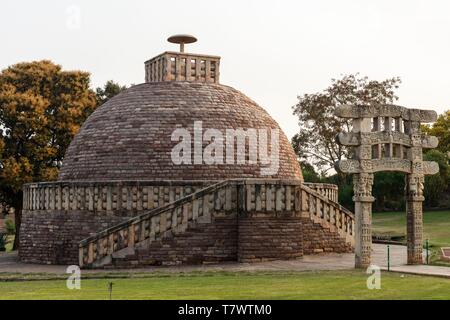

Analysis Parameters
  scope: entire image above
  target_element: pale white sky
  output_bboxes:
[1,0,450,138]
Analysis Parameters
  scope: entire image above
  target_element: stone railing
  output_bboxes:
[79,180,235,267]
[77,179,354,268]
[23,180,340,215]
[300,184,354,245]
[22,180,215,213]
[303,183,338,202]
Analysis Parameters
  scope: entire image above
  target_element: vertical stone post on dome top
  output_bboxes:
[351,117,375,269]
[335,104,439,268]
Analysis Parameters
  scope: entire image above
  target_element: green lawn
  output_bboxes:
[1,271,450,300]
[372,210,450,265]
[1,211,448,300]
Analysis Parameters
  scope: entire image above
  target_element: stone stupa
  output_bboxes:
[20,35,354,267]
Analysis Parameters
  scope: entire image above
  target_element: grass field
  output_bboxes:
[1,271,450,300]
[372,210,450,265]
[0,211,448,300]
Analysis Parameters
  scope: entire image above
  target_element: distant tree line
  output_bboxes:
[293,74,450,211]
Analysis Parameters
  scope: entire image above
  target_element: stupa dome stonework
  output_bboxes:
[59,82,302,182]
[20,37,354,266]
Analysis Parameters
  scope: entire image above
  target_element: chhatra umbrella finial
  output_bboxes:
[167,34,197,53]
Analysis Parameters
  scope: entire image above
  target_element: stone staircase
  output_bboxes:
[79,180,355,268]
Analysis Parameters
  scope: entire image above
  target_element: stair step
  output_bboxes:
[123,254,138,260]
[113,259,140,267]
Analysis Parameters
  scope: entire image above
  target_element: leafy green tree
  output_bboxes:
[300,161,320,183]
[322,173,354,210]
[0,60,97,249]
[372,172,405,211]
[422,110,450,154]
[95,80,127,105]
[292,74,401,179]
[423,150,450,207]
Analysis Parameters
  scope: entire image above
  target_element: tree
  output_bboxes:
[372,172,405,211]
[321,173,354,210]
[0,60,97,249]
[423,150,450,207]
[422,110,450,154]
[292,74,401,178]
[95,80,127,105]
[300,161,320,183]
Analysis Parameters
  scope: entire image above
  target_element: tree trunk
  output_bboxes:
[0,208,4,233]
[12,209,21,251]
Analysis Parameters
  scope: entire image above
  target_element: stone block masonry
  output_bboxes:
[115,214,352,267]
[131,217,238,266]
[21,180,354,267]
[302,217,353,254]
[238,216,303,262]
[19,210,130,265]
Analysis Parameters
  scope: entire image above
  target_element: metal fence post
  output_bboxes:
[387,245,390,271]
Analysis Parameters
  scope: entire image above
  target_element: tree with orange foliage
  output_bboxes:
[0,60,97,249]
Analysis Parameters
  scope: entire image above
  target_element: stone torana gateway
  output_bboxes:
[335,104,439,268]
[20,35,356,268]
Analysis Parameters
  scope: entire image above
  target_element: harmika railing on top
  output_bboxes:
[78,179,354,268]
[145,51,220,84]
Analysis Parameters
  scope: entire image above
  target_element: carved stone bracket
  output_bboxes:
[352,173,375,202]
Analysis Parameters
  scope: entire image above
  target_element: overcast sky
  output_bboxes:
[1,0,449,138]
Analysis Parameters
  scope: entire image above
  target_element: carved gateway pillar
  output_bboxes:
[406,174,425,264]
[352,117,375,268]
[405,116,427,264]
[335,104,439,268]
[353,173,374,268]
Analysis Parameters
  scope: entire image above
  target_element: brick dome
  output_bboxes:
[58,81,302,182]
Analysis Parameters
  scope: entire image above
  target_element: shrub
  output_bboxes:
[5,219,15,235]
[338,183,354,211]
[0,233,8,251]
